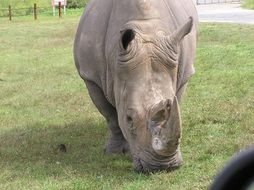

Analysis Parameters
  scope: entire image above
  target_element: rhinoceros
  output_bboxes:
[74,0,198,172]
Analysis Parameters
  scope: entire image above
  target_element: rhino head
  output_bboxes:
[114,17,193,172]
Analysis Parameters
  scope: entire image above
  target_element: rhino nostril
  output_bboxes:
[126,115,133,124]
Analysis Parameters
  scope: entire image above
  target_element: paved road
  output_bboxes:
[197,3,254,24]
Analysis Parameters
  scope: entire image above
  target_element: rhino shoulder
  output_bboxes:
[74,0,114,87]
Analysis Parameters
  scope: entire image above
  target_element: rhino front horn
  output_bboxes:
[150,96,182,156]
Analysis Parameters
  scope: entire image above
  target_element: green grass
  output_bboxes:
[242,0,254,9]
[0,0,49,8]
[0,14,254,189]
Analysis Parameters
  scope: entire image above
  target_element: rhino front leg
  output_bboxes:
[84,80,129,154]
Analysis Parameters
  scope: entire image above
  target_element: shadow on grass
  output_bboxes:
[0,120,150,184]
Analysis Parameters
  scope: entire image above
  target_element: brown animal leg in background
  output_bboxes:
[84,80,129,154]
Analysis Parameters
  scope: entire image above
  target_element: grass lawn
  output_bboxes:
[242,0,254,9]
[0,14,253,189]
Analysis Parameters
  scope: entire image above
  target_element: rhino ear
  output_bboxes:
[171,17,193,43]
[121,29,135,50]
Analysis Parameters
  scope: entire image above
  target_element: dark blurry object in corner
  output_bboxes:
[210,146,254,190]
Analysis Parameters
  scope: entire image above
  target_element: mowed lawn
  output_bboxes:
[0,14,253,190]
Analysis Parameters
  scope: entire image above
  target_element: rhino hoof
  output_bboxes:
[104,138,130,154]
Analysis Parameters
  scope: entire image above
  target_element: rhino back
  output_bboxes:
[74,0,198,105]
[74,0,113,88]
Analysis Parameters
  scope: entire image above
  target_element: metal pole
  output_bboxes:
[34,3,37,20]
[8,5,12,21]
[58,2,62,18]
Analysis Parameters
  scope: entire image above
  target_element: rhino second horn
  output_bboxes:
[171,17,194,43]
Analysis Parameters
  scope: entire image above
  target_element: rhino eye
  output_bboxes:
[121,29,135,50]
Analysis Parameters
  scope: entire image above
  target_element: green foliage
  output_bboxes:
[0,15,253,189]
[242,0,254,9]
[67,0,88,8]
[0,0,49,8]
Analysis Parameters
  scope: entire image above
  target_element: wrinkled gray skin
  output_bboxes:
[74,0,198,172]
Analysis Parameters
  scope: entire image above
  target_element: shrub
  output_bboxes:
[67,0,88,8]
[242,0,254,9]
[0,0,49,9]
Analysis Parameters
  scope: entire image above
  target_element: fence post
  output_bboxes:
[8,5,12,21]
[34,3,37,20]
[58,2,62,18]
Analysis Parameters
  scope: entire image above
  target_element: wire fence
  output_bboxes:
[0,6,52,17]
[0,3,84,20]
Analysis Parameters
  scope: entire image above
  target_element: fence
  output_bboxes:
[196,0,241,4]
[0,2,71,20]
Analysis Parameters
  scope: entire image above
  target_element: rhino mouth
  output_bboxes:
[133,150,182,173]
